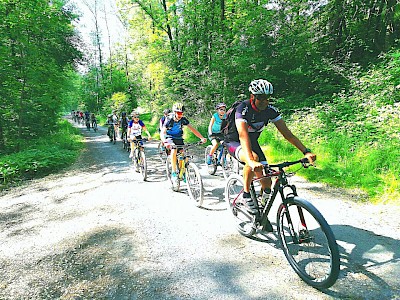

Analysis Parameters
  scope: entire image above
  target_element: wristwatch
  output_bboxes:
[302,148,312,155]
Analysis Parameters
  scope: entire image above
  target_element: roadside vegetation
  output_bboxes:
[0,121,83,190]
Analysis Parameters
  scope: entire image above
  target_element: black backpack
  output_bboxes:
[220,101,243,136]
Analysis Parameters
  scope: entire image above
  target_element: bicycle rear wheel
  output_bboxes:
[204,145,217,175]
[186,162,204,207]
[221,152,239,180]
[225,174,256,237]
[277,197,340,289]
[139,150,147,181]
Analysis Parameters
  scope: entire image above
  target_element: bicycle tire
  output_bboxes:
[139,150,147,181]
[277,197,340,289]
[221,152,239,180]
[133,148,140,172]
[205,145,217,175]
[157,141,167,163]
[186,162,204,207]
[225,174,256,237]
[93,122,97,132]
[165,155,172,181]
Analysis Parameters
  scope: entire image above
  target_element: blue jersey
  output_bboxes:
[164,116,190,139]
[211,112,226,134]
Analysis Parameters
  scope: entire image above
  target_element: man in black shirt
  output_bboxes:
[225,79,316,228]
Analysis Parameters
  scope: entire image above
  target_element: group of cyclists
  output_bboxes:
[73,78,316,229]
[159,78,316,230]
[72,110,97,130]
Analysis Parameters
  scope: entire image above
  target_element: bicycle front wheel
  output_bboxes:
[225,174,256,237]
[157,141,167,163]
[221,152,239,180]
[139,150,147,181]
[277,197,340,289]
[186,162,204,207]
[204,145,217,175]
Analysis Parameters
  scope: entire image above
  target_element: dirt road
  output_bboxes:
[1,121,399,299]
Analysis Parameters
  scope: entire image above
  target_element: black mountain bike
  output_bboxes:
[92,118,98,132]
[225,158,340,288]
[121,130,129,151]
[204,141,239,179]
[131,138,148,181]
[107,123,116,144]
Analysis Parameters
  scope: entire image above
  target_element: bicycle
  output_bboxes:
[85,118,91,130]
[204,141,239,179]
[130,138,148,181]
[107,123,116,144]
[91,119,98,132]
[121,130,129,151]
[165,142,204,207]
[157,140,170,163]
[225,158,340,288]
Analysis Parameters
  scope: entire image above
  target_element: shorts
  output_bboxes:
[130,135,143,145]
[208,133,224,143]
[225,140,267,164]
[165,137,184,148]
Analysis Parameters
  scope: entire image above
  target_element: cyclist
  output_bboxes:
[224,79,316,228]
[90,112,97,128]
[206,102,227,165]
[160,102,207,188]
[120,112,129,139]
[127,111,152,158]
[159,108,171,133]
[106,114,115,141]
[112,110,119,140]
[84,111,90,129]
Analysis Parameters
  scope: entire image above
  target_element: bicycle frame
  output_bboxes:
[170,143,200,180]
[232,160,305,227]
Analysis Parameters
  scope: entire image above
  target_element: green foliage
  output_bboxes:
[0,120,83,189]
[260,51,400,203]
[0,0,82,153]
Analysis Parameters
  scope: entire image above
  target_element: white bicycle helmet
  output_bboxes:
[249,79,273,95]
[172,102,185,112]
[215,102,226,110]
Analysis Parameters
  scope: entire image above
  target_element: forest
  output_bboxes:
[0,0,399,202]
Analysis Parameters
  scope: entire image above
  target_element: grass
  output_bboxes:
[0,120,83,190]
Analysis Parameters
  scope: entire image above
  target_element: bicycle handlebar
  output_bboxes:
[169,140,204,150]
[268,157,311,170]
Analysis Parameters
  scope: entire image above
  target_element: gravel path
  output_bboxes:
[0,121,399,299]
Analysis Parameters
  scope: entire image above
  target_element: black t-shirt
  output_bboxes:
[225,100,281,143]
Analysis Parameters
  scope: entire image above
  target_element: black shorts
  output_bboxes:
[208,133,224,142]
[225,140,266,164]
[165,137,184,147]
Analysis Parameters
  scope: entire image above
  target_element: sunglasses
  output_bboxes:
[256,94,271,101]
[218,108,226,111]
[176,111,184,117]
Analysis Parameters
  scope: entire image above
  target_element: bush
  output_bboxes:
[0,120,83,189]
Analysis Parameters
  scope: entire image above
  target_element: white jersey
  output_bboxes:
[129,120,145,137]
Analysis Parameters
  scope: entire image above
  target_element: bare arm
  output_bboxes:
[208,116,215,136]
[142,125,152,139]
[274,119,316,162]
[160,126,167,142]
[187,124,206,142]
[236,120,263,171]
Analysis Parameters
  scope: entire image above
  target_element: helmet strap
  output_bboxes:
[250,95,261,112]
